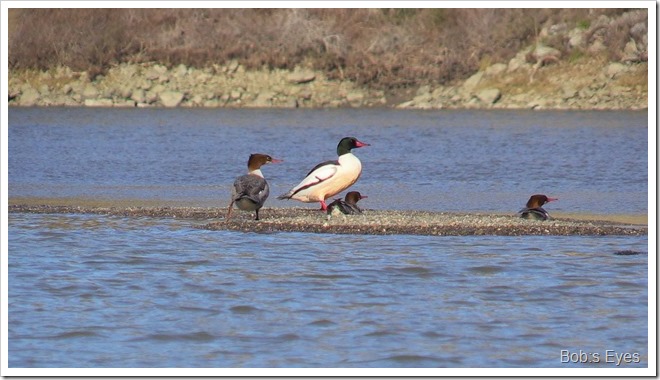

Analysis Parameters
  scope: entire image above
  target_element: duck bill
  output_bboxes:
[546,197,558,202]
[355,140,370,148]
[271,158,284,164]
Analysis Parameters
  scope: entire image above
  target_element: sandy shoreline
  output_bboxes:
[8,199,647,237]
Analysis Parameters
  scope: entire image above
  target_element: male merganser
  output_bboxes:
[518,194,558,220]
[227,153,282,221]
[327,191,368,215]
[278,137,369,210]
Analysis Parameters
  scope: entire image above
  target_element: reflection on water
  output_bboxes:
[8,213,648,368]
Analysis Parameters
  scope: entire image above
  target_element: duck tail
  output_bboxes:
[277,192,292,200]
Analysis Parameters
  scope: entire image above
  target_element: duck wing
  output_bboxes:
[518,207,549,220]
[346,203,362,214]
[305,159,339,177]
[279,161,339,198]
[326,199,343,214]
[234,174,269,204]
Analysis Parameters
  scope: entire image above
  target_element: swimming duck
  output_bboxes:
[327,191,368,215]
[518,194,558,220]
[278,137,369,210]
[227,153,282,221]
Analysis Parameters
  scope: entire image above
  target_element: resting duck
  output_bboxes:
[518,194,558,220]
[227,153,282,221]
[278,137,369,210]
[327,191,368,215]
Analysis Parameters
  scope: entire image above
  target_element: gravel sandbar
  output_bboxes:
[8,203,647,237]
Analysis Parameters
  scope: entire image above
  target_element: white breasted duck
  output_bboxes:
[518,194,558,220]
[278,137,369,210]
[227,153,282,221]
[327,191,368,215]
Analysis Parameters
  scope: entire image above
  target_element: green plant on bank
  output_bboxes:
[577,19,591,29]
[567,48,586,63]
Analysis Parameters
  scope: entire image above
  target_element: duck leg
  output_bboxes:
[226,200,234,220]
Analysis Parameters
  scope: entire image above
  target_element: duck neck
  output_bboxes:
[249,168,264,178]
[337,146,352,156]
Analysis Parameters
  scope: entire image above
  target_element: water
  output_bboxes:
[8,213,648,368]
[9,214,648,367]
[8,107,648,213]
[7,108,649,369]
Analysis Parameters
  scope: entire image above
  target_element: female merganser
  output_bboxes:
[278,137,369,210]
[327,191,368,215]
[227,153,282,221]
[518,194,558,220]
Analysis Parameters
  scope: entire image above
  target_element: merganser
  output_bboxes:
[277,137,369,210]
[518,194,558,220]
[327,191,368,215]
[227,153,282,221]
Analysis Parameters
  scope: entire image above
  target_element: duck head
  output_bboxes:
[247,153,282,172]
[526,194,558,208]
[345,191,367,205]
[337,137,370,155]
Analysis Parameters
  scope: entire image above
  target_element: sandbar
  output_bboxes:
[8,197,647,237]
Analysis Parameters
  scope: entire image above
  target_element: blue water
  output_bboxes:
[8,213,648,368]
[8,107,648,213]
[7,107,649,369]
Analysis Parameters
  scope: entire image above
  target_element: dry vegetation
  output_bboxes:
[8,8,642,89]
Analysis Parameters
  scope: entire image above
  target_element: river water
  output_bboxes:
[7,107,650,370]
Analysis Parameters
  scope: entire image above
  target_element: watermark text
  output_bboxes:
[560,350,640,366]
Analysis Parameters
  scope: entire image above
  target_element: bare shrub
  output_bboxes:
[8,8,642,88]
[602,10,648,60]
[9,9,139,76]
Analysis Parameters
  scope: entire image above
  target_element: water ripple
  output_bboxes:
[8,211,648,368]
